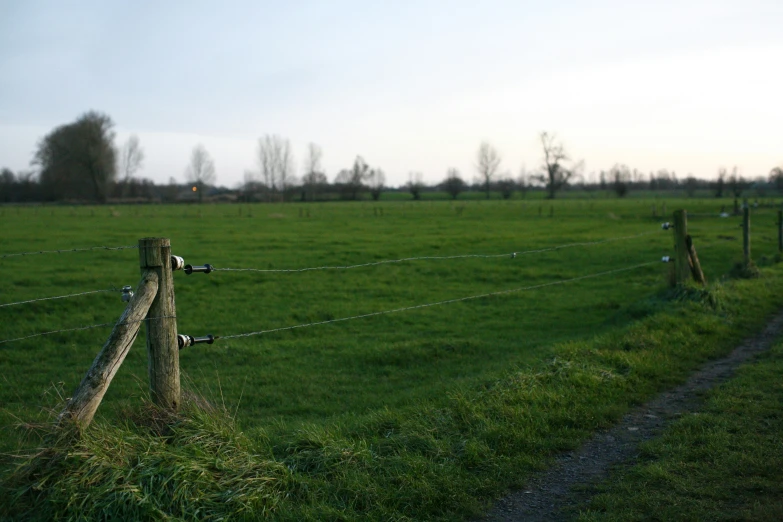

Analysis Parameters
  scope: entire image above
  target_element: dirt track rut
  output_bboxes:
[479,310,783,521]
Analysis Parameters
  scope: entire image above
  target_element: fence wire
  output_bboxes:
[219,261,658,340]
[0,288,121,308]
[0,245,138,259]
[214,231,659,273]
[0,316,176,346]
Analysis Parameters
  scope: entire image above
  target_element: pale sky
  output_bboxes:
[0,0,781,188]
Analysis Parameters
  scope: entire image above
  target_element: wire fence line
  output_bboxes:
[0,245,139,259]
[685,213,738,218]
[0,229,663,346]
[219,261,658,341]
[0,260,658,346]
[0,316,177,346]
[0,288,122,308]
[214,231,660,274]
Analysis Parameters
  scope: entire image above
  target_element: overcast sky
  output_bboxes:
[1,0,781,188]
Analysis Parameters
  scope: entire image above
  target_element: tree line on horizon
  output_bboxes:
[1,111,782,204]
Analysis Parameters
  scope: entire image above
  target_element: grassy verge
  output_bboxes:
[2,267,783,520]
[578,335,783,521]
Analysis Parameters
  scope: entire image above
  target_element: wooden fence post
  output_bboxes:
[60,271,159,428]
[139,238,180,410]
[686,235,706,285]
[743,207,751,267]
[672,210,691,285]
[777,210,782,253]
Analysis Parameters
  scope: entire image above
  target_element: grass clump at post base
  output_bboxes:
[1,399,295,521]
[3,266,783,520]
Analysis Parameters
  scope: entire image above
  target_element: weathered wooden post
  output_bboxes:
[60,271,159,427]
[672,210,691,285]
[139,238,180,410]
[777,210,782,253]
[686,235,706,284]
[743,207,751,267]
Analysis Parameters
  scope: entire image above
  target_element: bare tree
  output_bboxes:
[257,134,294,200]
[476,142,501,199]
[185,144,216,202]
[517,166,530,198]
[302,143,325,201]
[302,171,328,201]
[408,171,424,200]
[334,156,370,200]
[768,166,783,193]
[536,132,580,199]
[716,167,727,197]
[258,138,274,193]
[117,135,145,198]
[728,166,746,198]
[367,168,386,201]
[278,138,294,198]
[442,168,465,200]
[303,143,323,177]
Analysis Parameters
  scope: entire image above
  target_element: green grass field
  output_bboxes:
[1,197,782,519]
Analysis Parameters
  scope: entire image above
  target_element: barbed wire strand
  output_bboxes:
[215,231,659,273]
[0,315,176,346]
[0,245,138,259]
[220,261,657,340]
[0,288,121,308]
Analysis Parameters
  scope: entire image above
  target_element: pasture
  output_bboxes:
[2,197,783,519]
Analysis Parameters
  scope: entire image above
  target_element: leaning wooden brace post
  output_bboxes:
[743,207,751,268]
[672,209,691,285]
[139,237,180,410]
[685,235,706,285]
[60,271,159,428]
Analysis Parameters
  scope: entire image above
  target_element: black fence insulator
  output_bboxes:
[184,264,214,275]
[177,334,216,350]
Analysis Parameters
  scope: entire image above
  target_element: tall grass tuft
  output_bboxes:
[0,396,295,521]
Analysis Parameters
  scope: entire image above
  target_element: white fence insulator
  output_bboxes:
[171,255,185,271]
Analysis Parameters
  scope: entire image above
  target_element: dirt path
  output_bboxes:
[479,310,783,522]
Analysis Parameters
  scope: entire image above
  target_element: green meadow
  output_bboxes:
[1,197,782,520]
